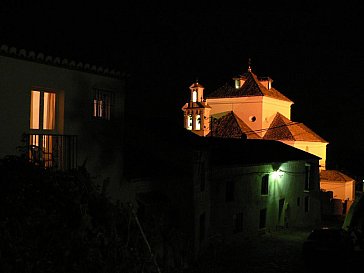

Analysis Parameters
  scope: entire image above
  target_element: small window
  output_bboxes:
[187,115,193,130]
[196,114,201,130]
[93,89,113,120]
[226,180,234,202]
[249,116,256,122]
[192,90,197,102]
[304,164,314,191]
[304,196,309,212]
[261,174,269,195]
[233,212,243,233]
[259,208,267,229]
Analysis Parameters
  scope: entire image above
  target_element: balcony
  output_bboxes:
[25,134,77,171]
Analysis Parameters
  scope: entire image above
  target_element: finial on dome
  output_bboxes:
[248,58,252,72]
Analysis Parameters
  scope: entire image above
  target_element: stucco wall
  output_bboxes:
[209,160,321,240]
[0,54,125,201]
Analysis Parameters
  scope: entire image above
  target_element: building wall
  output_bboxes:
[283,141,327,170]
[0,53,125,201]
[261,96,292,132]
[321,180,355,202]
[209,160,321,240]
[207,97,264,134]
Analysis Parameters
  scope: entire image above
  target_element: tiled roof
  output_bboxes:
[207,70,292,102]
[320,170,355,182]
[0,44,123,79]
[207,111,261,139]
[263,113,328,143]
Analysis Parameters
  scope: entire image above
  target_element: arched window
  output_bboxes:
[187,115,193,130]
[196,114,201,130]
[192,91,197,102]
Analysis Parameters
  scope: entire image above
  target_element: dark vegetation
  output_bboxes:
[0,154,169,273]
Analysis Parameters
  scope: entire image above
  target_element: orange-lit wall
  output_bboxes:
[207,96,292,137]
[283,141,327,170]
[320,180,355,202]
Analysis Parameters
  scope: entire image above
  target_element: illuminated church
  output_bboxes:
[182,64,356,213]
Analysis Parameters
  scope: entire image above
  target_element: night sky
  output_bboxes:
[1,2,364,176]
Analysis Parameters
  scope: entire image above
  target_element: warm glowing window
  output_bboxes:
[261,174,269,195]
[30,91,40,129]
[93,89,113,120]
[192,90,197,102]
[29,134,53,168]
[187,115,192,130]
[196,115,201,130]
[30,90,56,130]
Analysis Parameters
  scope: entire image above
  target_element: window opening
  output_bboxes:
[30,90,56,130]
[93,89,113,120]
[196,114,201,130]
[192,90,197,102]
[261,174,269,195]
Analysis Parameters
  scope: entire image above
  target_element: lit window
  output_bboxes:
[192,90,197,102]
[261,174,269,195]
[187,115,193,130]
[28,134,53,168]
[93,89,113,120]
[196,114,201,130]
[30,90,56,130]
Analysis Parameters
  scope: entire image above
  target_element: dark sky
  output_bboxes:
[1,2,364,176]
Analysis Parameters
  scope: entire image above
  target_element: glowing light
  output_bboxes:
[187,115,192,130]
[192,91,197,102]
[271,170,284,179]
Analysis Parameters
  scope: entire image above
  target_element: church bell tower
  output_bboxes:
[181,81,211,136]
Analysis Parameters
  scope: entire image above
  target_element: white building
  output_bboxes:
[0,45,126,201]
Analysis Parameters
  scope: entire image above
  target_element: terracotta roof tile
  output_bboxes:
[207,71,292,102]
[320,170,355,182]
[263,113,328,143]
[207,111,261,139]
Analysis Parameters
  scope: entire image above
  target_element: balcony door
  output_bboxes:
[29,90,56,167]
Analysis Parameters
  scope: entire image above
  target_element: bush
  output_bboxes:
[0,155,152,273]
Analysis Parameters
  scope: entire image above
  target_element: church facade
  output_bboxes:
[182,64,356,215]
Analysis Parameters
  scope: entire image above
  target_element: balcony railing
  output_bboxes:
[25,134,77,171]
